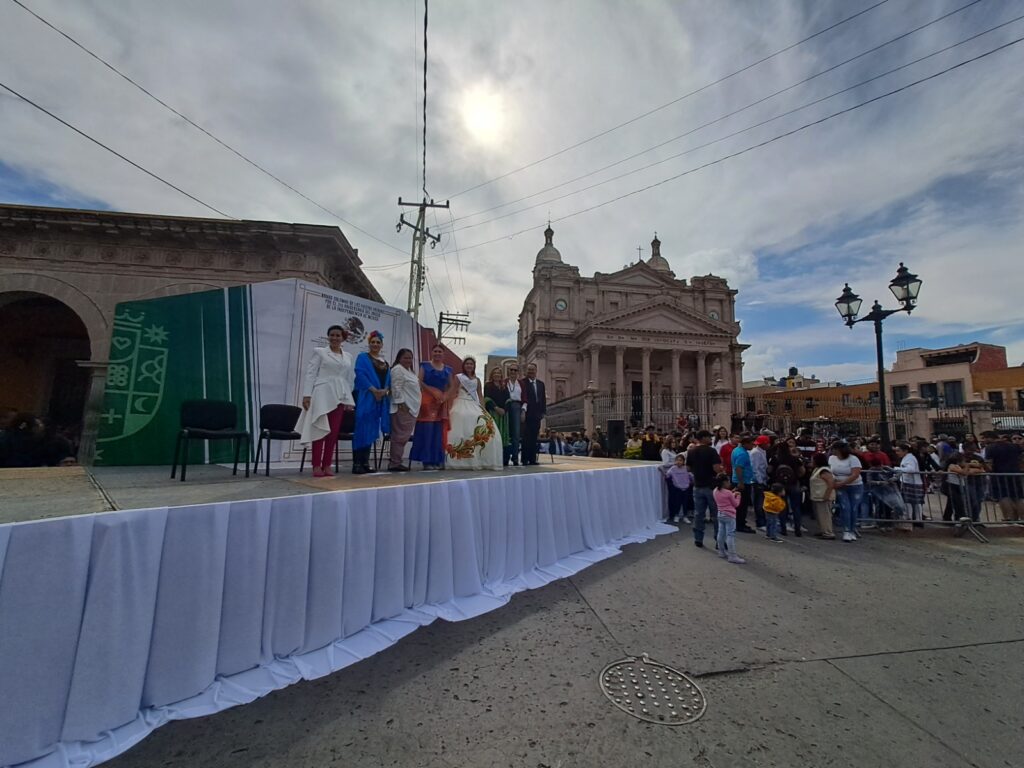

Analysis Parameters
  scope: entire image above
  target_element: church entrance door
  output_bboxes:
[631,381,643,426]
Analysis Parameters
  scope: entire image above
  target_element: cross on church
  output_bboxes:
[636,245,645,260]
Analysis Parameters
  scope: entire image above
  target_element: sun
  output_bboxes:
[460,85,506,147]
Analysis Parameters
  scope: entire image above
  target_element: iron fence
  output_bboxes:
[545,392,586,433]
[852,469,1024,543]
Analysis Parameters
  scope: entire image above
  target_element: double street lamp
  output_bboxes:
[835,263,923,449]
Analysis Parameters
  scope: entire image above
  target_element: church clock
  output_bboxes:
[554,298,568,312]
[708,310,720,320]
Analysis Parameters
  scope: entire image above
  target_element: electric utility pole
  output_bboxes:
[437,310,470,345]
[396,197,448,322]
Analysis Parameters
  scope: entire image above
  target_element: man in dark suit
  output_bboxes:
[520,362,546,465]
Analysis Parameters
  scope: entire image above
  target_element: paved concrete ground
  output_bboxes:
[107,523,1024,768]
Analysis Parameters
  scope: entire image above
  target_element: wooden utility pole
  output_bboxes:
[397,197,448,322]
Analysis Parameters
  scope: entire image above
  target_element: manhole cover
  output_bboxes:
[599,653,706,725]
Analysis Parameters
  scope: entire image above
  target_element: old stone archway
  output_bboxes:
[0,274,110,463]
[0,292,91,448]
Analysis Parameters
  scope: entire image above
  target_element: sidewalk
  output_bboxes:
[107,524,1024,768]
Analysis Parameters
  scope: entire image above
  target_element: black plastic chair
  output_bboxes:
[253,404,303,476]
[170,400,251,481]
[331,408,357,472]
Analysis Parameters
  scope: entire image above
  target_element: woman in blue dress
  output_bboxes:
[410,343,452,469]
[352,330,391,474]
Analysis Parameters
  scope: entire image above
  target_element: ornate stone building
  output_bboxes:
[518,226,746,427]
[0,203,381,462]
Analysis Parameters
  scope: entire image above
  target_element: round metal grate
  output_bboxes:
[599,653,707,725]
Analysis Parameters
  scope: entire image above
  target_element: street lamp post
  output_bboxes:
[835,263,922,449]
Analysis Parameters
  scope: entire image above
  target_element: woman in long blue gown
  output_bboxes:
[352,330,391,474]
[410,343,452,469]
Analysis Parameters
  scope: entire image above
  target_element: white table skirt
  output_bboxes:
[0,465,671,768]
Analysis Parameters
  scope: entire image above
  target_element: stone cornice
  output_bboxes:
[0,203,382,302]
[584,295,734,334]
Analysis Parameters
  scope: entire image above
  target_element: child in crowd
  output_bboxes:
[663,453,694,524]
[713,473,745,564]
[762,482,787,542]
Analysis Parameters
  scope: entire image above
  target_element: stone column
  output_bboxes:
[641,347,652,425]
[695,351,708,426]
[583,382,598,436]
[590,344,601,392]
[708,381,734,431]
[901,394,931,440]
[76,360,109,466]
[533,350,547,389]
[615,345,626,419]
[671,351,681,417]
[733,348,743,393]
[696,351,707,395]
[965,396,995,435]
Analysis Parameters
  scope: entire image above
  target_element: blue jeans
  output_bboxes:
[693,486,718,543]
[837,484,865,533]
[782,486,802,532]
[716,514,736,555]
[506,402,522,464]
[766,512,781,539]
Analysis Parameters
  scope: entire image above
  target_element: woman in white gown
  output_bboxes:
[444,357,503,471]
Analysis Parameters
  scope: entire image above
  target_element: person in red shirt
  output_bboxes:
[719,433,738,476]
[860,437,892,468]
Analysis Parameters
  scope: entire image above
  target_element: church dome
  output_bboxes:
[646,233,672,273]
[535,224,562,264]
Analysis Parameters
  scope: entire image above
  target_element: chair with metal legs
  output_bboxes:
[170,400,251,482]
[253,404,303,476]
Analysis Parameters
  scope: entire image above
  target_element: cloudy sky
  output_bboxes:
[2,0,1022,381]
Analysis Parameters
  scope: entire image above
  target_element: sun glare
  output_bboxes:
[460,85,506,147]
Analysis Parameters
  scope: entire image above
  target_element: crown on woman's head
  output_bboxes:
[368,330,384,342]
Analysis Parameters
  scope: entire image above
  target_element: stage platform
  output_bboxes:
[1,456,637,525]
[0,458,672,768]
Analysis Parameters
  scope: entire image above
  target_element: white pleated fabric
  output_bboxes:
[0,465,672,768]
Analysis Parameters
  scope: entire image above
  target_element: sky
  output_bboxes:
[1,0,1022,382]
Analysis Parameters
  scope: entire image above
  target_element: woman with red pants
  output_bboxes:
[298,324,355,477]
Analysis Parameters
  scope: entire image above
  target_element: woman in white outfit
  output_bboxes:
[388,348,421,471]
[444,357,503,470]
[297,325,355,477]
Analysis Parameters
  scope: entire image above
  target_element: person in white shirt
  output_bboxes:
[297,324,355,477]
[828,441,864,542]
[504,364,523,465]
[388,348,421,471]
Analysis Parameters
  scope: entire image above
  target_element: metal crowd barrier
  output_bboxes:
[855,469,1024,543]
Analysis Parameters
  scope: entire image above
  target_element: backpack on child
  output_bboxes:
[809,467,830,502]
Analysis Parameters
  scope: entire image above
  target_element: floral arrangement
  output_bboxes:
[445,413,497,459]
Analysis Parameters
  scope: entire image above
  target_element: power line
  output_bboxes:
[445,0,891,199]
[422,0,429,198]
[8,0,407,254]
[441,14,1023,236]
[450,35,1024,254]
[0,80,234,218]
[448,0,989,226]
[446,205,470,310]
[430,206,460,310]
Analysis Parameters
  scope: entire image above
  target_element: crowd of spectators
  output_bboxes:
[628,422,1024,562]
[0,409,79,468]
[541,427,608,458]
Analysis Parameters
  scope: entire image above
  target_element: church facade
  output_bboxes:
[517,226,746,428]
